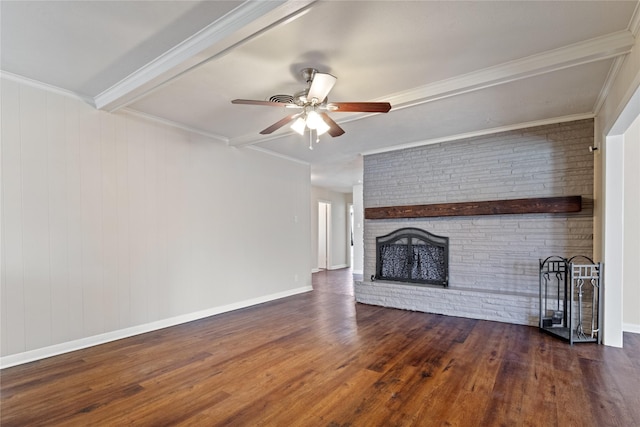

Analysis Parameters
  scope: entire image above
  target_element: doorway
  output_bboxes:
[318,201,331,270]
[348,203,354,268]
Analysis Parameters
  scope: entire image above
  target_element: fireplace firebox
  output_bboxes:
[374,228,449,287]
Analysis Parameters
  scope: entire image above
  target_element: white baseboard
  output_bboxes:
[312,265,348,273]
[0,286,312,369]
[623,322,640,334]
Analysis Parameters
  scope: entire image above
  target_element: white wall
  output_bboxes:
[596,23,640,347]
[623,114,640,332]
[603,135,625,345]
[351,184,364,278]
[310,187,352,272]
[0,77,312,366]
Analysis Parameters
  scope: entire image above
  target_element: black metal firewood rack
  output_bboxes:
[539,255,602,344]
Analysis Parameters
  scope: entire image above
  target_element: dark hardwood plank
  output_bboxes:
[2,268,639,426]
[365,195,582,219]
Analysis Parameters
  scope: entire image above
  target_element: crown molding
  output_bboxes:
[0,71,95,105]
[247,145,310,166]
[94,0,316,112]
[629,1,640,36]
[361,113,595,156]
[608,77,640,135]
[593,55,627,116]
[121,108,229,143]
[228,127,300,147]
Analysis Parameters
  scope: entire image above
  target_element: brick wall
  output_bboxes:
[356,119,594,325]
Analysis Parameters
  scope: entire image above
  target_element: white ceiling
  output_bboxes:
[2,1,638,192]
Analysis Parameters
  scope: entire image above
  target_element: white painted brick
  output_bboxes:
[360,119,594,326]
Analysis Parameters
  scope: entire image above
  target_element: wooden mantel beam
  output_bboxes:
[364,196,582,220]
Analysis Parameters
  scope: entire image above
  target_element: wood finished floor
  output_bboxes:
[2,268,639,426]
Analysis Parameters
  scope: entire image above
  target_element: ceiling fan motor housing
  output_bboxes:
[300,67,318,84]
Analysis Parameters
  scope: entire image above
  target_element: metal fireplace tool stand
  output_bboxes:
[539,255,603,345]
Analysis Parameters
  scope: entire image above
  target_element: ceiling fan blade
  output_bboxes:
[320,113,345,137]
[327,102,391,113]
[259,113,301,135]
[307,72,337,104]
[232,99,291,107]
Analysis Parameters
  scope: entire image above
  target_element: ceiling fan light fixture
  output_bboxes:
[314,118,330,136]
[305,110,323,129]
[291,117,306,135]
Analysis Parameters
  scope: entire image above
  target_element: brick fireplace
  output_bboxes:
[355,119,594,326]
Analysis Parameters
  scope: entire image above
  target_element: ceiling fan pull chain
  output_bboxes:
[309,129,313,150]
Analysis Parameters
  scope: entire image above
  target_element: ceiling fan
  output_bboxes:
[232,68,391,149]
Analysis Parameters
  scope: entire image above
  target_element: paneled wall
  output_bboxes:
[1,77,312,363]
[356,120,594,325]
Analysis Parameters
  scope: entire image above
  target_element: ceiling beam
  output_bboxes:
[384,30,635,111]
[94,0,316,112]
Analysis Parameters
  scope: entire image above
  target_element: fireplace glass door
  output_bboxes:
[375,228,448,287]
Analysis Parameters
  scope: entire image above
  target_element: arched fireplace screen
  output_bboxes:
[375,228,448,287]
